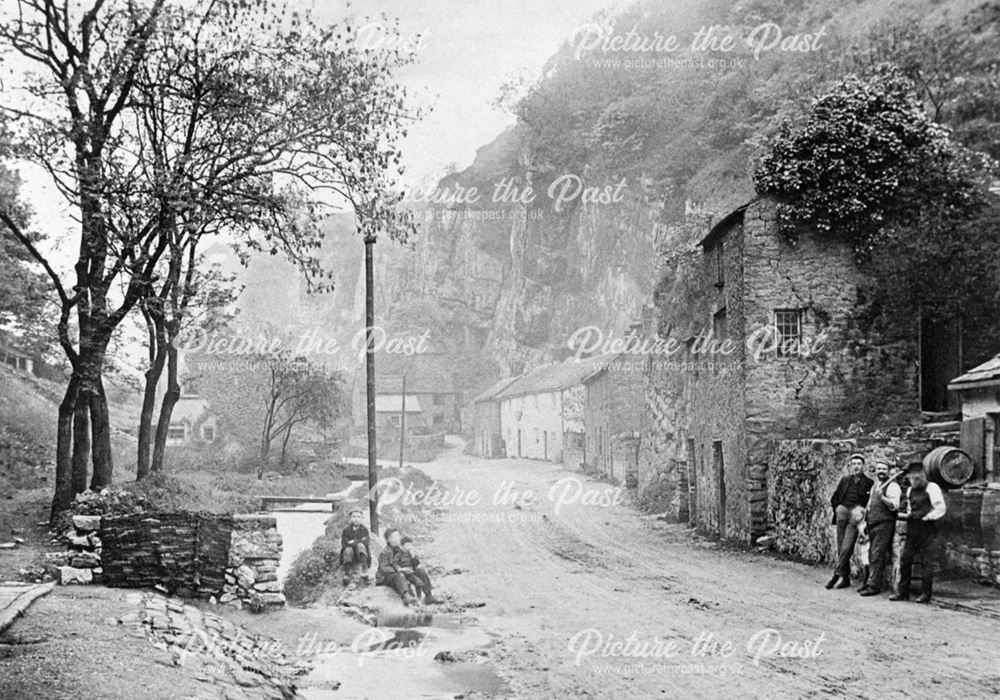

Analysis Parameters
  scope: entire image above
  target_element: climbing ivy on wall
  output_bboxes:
[752,66,995,258]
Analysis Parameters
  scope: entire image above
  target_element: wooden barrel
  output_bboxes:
[923,446,974,489]
[981,486,1000,552]
[961,487,985,549]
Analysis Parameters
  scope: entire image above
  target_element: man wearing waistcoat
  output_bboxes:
[859,461,901,596]
[826,453,874,589]
[890,462,947,603]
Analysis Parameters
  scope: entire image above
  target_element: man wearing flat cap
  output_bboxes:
[891,461,946,603]
[826,453,873,589]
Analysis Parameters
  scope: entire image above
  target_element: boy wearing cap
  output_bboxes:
[890,462,946,603]
[339,508,371,584]
[826,453,874,589]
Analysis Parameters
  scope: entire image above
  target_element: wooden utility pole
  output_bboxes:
[364,231,379,536]
[399,373,406,470]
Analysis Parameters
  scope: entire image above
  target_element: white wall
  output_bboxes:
[500,390,564,461]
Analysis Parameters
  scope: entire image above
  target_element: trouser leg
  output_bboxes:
[380,572,410,597]
[835,506,860,579]
[898,531,916,597]
[867,522,895,591]
[912,525,935,597]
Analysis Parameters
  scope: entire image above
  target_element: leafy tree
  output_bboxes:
[194,334,345,476]
[0,160,54,356]
[0,0,415,518]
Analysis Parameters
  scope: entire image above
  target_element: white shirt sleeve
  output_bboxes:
[924,483,946,521]
[883,482,901,510]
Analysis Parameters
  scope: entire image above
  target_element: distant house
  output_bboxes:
[154,354,218,447]
[0,332,35,375]
[351,352,458,435]
[468,377,520,458]
[494,355,609,464]
[949,354,1000,482]
[582,350,646,486]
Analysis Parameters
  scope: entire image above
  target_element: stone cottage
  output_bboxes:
[639,195,994,543]
[468,377,520,458]
[495,355,609,465]
[582,350,647,486]
[351,351,459,435]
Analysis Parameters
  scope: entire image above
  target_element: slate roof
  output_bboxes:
[494,354,614,400]
[471,377,520,404]
[949,354,1000,391]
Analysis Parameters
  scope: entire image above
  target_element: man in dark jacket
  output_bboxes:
[376,528,417,605]
[826,453,874,589]
[339,509,371,584]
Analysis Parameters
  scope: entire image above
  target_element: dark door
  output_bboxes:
[543,431,548,461]
[920,316,962,413]
[713,441,726,538]
[517,429,522,458]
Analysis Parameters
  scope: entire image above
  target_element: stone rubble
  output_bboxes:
[131,591,308,700]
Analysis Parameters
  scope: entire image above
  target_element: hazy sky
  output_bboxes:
[314,0,622,186]
[17,0,622,261]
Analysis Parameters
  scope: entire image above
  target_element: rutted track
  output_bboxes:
[413,439,1000,699]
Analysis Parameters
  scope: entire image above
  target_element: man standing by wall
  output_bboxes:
[826,453,874,589]
[891,462,947,603]
[859,461,901,596]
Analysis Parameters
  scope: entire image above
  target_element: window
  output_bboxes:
[181,380,199,398]
[774,309,804,357]
[202,426,215,442]
[433,394,445,406]
[389,415,401,427]
[433,414,444,426]
[713,307,728,340]
[167,425,186,442]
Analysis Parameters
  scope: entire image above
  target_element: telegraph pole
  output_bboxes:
[399,373,406,470]
[364,231,379,536]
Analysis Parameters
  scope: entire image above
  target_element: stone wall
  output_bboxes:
[766,437,940,563]
[92,512,285,610]
[640,196,924,543]
[224,515,285,610]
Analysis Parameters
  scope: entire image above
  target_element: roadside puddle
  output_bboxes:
[299,613,510,699]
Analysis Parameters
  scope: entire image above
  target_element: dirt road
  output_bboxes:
[408,439,1000,699]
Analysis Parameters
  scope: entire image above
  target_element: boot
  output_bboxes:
[824,575,839,590]
[888,592,909,601]
[914,593,931,604]
[858,566,870,589]
[834,577,851,589]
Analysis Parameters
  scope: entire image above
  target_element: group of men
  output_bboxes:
[337,508,442,606]
[827,454,947,603]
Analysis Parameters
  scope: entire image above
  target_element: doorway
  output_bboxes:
[713,441,726,539]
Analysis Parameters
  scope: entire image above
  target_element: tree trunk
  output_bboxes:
[89,377,113,490]
[51,377,80,522]
[151,344,181,473]
[280,425,292,466]
[71,400,90,495]
[138,344,167,480]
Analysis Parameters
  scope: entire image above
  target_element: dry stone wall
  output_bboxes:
[56,512,286,611]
